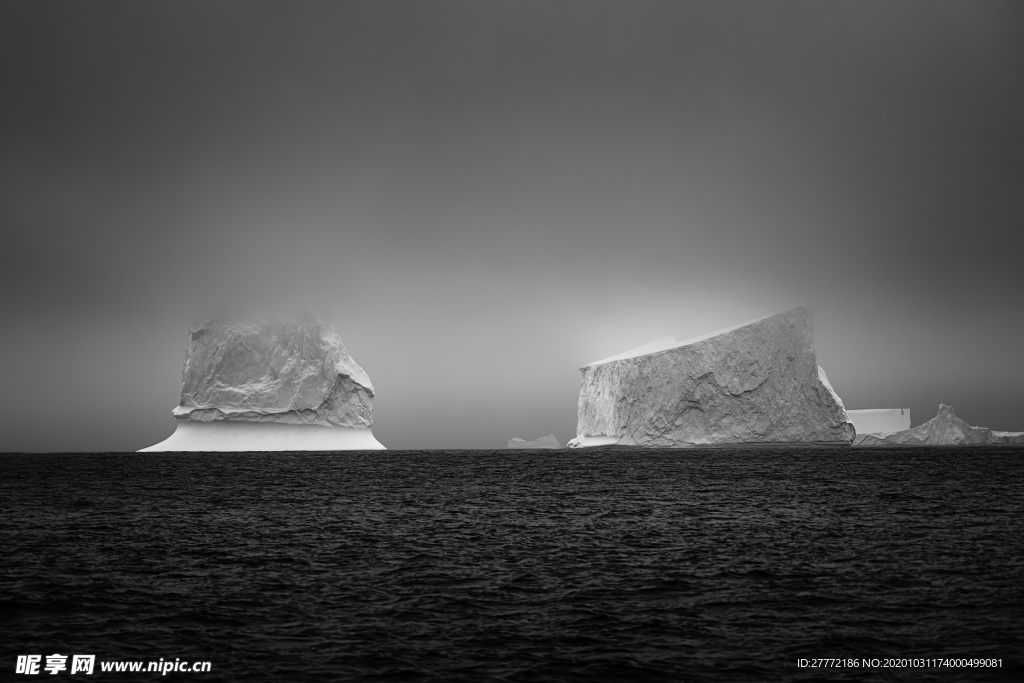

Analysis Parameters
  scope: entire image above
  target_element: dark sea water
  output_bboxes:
[1,448,1022,682]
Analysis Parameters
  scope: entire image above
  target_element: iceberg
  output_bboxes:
[854,404,1024,446]
[568,307,854,448]
[846,408,911,437]
[140,314,384,451]
[508,434,563,449]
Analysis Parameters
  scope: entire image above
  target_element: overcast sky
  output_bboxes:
[2,1,1023,451]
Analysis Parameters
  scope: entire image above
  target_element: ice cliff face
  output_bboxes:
[854,404,1024,446]
[568,307,854,448]
[173,315,375,428]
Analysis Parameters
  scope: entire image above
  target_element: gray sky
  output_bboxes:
[2,1,1023,451]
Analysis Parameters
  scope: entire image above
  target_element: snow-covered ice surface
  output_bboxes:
[140,421,385,452]
[564,435,621,449]
[586,313,776,367]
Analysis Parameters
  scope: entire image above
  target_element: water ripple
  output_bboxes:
[1,448,1022,681]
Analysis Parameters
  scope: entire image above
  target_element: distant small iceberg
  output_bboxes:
[508,434,562,449]
[846,408,910,437]
[854,404,1024,446]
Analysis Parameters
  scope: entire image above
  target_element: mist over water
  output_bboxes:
[3,3,1024,451]
[2,449,1021,682]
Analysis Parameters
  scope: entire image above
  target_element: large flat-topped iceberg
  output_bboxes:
[568,307,854,448]
[141,313,384,451]
[846,408,910,437]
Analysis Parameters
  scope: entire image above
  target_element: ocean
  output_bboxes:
[1,448,1021,682]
